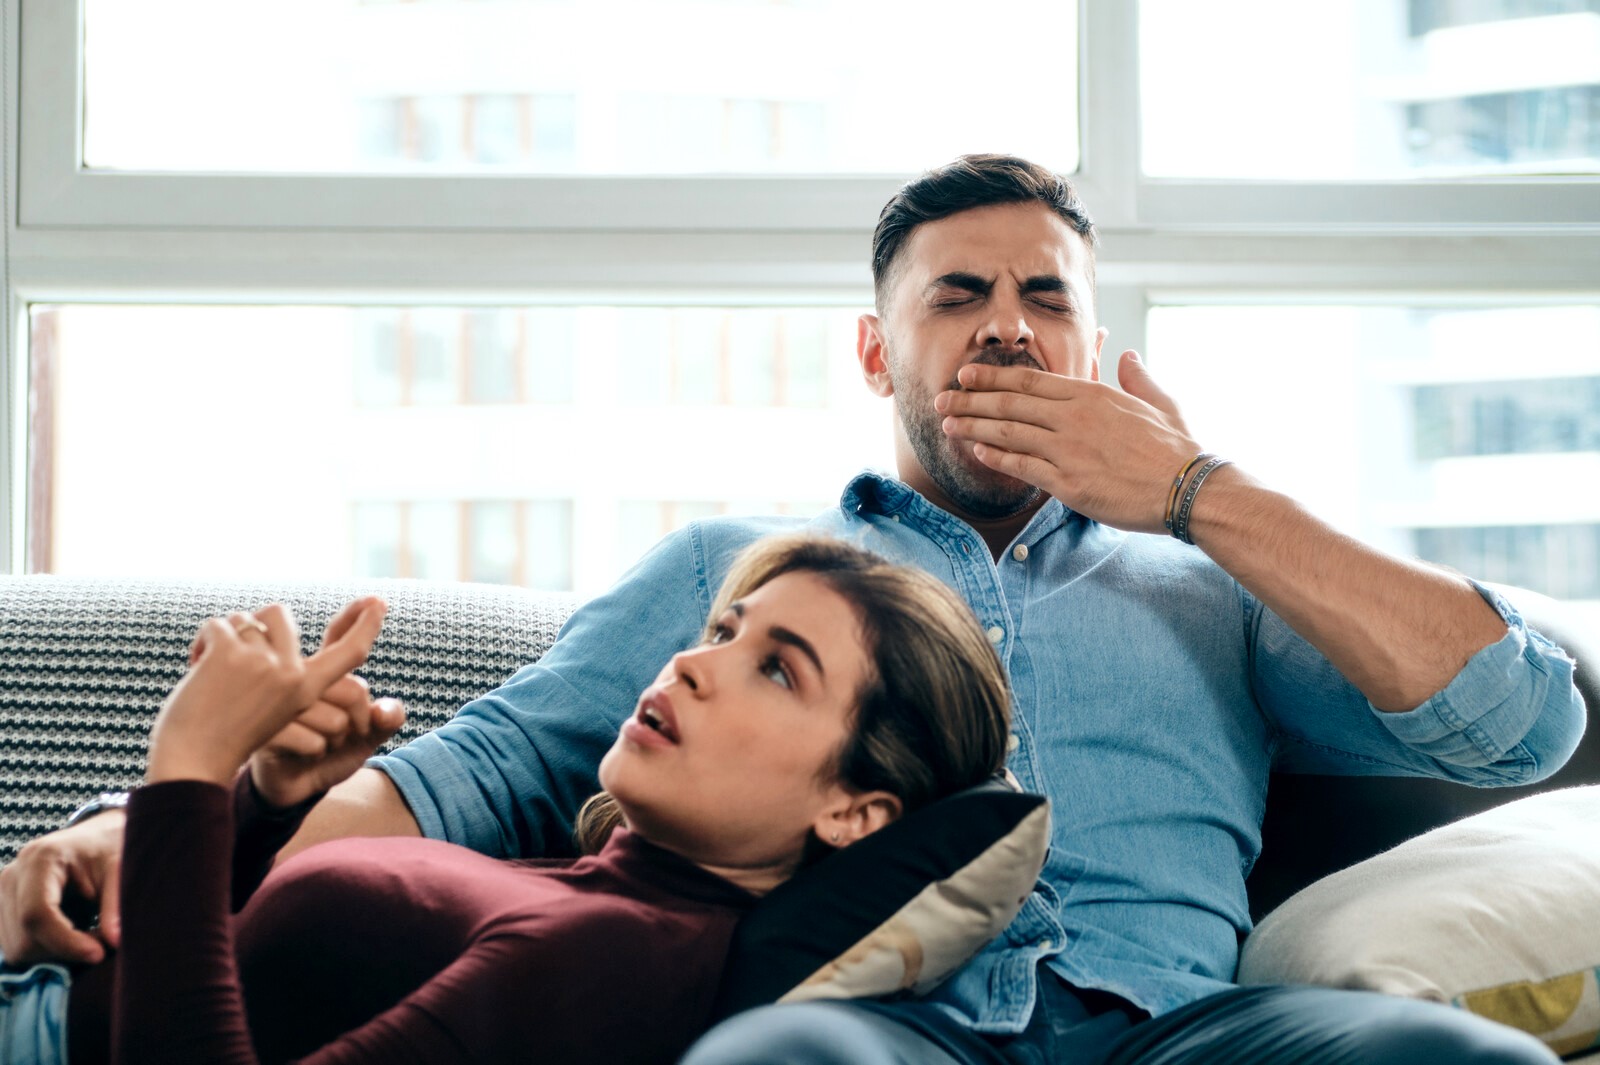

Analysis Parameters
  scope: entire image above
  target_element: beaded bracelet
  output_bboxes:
[1163,452,1214,534]
[1172,456,1232,545]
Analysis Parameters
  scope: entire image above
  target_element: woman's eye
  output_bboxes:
[708,623,733,644]
[761,654,793,690]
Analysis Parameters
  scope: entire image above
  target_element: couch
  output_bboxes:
[1,574,1596,1057]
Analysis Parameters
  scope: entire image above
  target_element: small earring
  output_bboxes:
[830,831,841,843]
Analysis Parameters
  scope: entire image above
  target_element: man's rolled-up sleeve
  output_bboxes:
[1255,583,1586,785]
[1374,583,1585,782]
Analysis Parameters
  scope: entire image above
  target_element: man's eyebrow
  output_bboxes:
[1021,275,1069,295]
[927,272,993,298]
[769,626,825,679]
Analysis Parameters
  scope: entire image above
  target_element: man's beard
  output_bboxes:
[891,347,1045,521]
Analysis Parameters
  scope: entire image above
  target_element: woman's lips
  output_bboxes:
[622,689,681,748]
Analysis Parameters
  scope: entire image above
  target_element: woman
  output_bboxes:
[42,534,1011,1064]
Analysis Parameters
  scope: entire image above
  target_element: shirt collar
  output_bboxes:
[840,468,1076,548]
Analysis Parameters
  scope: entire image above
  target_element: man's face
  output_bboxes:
[859,201,1107,520]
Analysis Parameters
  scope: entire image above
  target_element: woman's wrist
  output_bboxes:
[144,743,244,789]
[243,763,327,816]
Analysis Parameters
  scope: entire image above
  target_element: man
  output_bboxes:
[1,155,1583,1064]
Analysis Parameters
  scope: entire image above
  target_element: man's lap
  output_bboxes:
[680,975,1559,1065]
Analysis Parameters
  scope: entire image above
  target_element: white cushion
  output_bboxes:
[1238,785,1600,1058]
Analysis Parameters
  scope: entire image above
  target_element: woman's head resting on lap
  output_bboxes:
[583,534,1011,894]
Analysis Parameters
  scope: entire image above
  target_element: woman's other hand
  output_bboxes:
[145,598,389,789]
[249,598,406,809]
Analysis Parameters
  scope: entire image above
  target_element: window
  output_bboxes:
[1141,0,1600,179]
[1415,524,1600,599]
[80,0,1080,176]
[1413,377,1600,458]
[1408,0,1600,36]
[354,499,574,588]
[1406,87,1600,170]
[24,304,879,596]
[6,0,1599,622]
[1149,304,1600,603]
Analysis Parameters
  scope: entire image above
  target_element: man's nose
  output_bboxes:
[978,295,1034,349]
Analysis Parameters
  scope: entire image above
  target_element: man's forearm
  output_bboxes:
[272,767,422,866]
[1187,465,1508,712]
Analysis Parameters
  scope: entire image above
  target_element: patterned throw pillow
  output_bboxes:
[710,781,1050,1019]
[1238,785,1600,1058]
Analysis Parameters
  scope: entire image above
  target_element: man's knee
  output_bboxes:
[681,1003,947,1065]
[1351,1004,1559,1065]
[1113,986,1561,1065]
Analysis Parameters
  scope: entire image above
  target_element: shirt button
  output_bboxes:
[890,514,900,523]
[1006,733,1020,754]
[1012,544,1029,562]
[1039,939,1055,952]
[986,625,1005,644]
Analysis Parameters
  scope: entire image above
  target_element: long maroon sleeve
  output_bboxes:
[111,783,753,1065]
[228,772,319,912]
[115,781,260,1065]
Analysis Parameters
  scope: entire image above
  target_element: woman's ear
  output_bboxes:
[815,790,903,848]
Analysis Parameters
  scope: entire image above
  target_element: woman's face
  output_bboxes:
[598,570,884,890]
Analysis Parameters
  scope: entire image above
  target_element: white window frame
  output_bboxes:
[4,0,1600,572]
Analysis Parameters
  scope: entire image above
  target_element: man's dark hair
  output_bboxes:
[870,154,1097,312]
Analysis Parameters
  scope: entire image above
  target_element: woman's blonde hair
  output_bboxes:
[574,533,1011,855]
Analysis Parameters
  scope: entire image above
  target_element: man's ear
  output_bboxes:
[815,789,903,848]
[857,314,895,398]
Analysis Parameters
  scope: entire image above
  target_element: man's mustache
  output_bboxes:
[947,348,1043,390]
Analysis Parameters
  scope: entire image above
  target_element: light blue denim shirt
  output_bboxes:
[375,470,1585,1032]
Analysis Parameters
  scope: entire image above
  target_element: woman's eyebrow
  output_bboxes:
[768,626,825,679]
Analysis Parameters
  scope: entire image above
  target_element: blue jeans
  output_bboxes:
[681,972,1560,1065]
[0,955,70,1065]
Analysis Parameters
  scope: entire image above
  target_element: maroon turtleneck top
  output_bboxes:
[66,779,755,1065]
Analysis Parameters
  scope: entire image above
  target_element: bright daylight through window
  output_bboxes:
[12,0,1598,617]
[1141,0,1600,177]
[82,0,1080,174]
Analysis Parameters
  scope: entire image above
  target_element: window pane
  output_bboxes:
[409,310,463,405]
[409,502,462,580]
[1142,0,1600,177]
[1413,377,1600,457]
[468,309,521,404]
[523,500,573,593]
[352,501,402,578]
[1414,523,1600,598]
[525,308,576,405]
[467,501,519,584]
[28,303,882,597]
[84,0,1079,175]
[1146,304,1600,604]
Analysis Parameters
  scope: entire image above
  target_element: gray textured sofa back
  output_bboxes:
[0,576,575,861]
